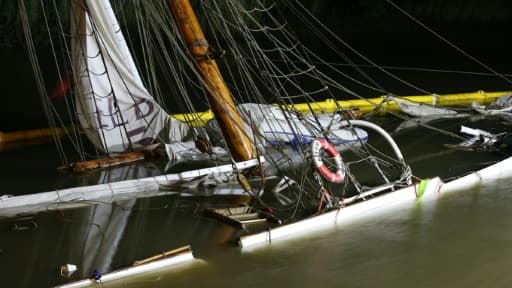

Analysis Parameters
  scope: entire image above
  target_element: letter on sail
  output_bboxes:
[72,0,189,153]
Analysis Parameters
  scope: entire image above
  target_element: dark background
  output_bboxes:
[0,0,511,131]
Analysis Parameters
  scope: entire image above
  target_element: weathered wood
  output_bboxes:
[167,0,255,162]
[57,151,146,172]
[204,205,279,229]
[239,218,267,225]
[229,213,260,221]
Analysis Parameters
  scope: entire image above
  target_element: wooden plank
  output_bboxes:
[240,218,267,225]
[57,152,146,172]
[133,246,191,266]
[229,213,260,221]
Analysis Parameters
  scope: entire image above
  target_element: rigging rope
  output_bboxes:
[18,0,69,165]
[17,0,476,213]
[386,0,512,86]
[288,0,431,95]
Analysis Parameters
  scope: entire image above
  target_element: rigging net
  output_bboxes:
[17,0,508,220]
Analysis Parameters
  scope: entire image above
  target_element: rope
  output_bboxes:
[288,0,432,95]
[18,0,69,165]
[386,0,512,86]
[305,61,512,78]
[17,0,491,217]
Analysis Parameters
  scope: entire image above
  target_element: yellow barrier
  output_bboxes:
[0,126,69,144]
[172,90,512,127]
[2,90,509,143]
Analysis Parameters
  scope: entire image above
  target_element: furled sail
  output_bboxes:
[72,0,190,153]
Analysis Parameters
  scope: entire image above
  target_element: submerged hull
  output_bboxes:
[0,157,264,218]
[240,155,512,248]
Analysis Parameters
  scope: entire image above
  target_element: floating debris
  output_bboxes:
[445,126,505,151]
[392,97,469,118]
[472,93,512,122]
[60,264,77,278]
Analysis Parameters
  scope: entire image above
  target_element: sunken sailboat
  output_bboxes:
[2,0,512,286]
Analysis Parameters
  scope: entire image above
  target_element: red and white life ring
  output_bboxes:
[311,138,345,183]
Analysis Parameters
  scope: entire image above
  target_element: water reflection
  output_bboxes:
[68,200,135,277]
[72,177,512,288]
[0,193,251,287]
[0,116,511,287]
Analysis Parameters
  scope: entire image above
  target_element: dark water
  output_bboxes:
[0,116,511,287]
[1,52,510,288]
[1,163,512,287]
[103,178,512,288]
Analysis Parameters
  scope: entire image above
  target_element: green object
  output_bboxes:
[417,179,428,198]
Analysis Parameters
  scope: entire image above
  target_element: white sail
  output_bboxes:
[72,0,189,153]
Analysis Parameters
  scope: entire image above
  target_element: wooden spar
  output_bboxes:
[167,0,255,162]
[56,151,146,173]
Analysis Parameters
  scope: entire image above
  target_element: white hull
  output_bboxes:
[239,156,512,249]
[0,157,263,218]
[56,250,197,288]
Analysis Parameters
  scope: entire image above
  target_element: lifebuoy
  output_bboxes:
[311,138,345,183]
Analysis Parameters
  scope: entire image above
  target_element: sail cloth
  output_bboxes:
[72,0,190,153]
[204,104,369,148]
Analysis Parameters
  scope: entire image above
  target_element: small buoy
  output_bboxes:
[60,264,77,278]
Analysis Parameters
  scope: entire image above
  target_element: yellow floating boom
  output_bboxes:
[172,90,512,127]
[0,126,69,144]
[1,90,510,144]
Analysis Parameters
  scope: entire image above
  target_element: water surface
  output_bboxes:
[99,178,512,288]
[2,170,512,287]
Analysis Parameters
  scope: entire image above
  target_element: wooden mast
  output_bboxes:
[167,0,255,162]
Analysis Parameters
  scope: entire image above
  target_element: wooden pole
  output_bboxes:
[167,0,255,162]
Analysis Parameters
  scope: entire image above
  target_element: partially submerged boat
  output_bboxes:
[2,0,512,286]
